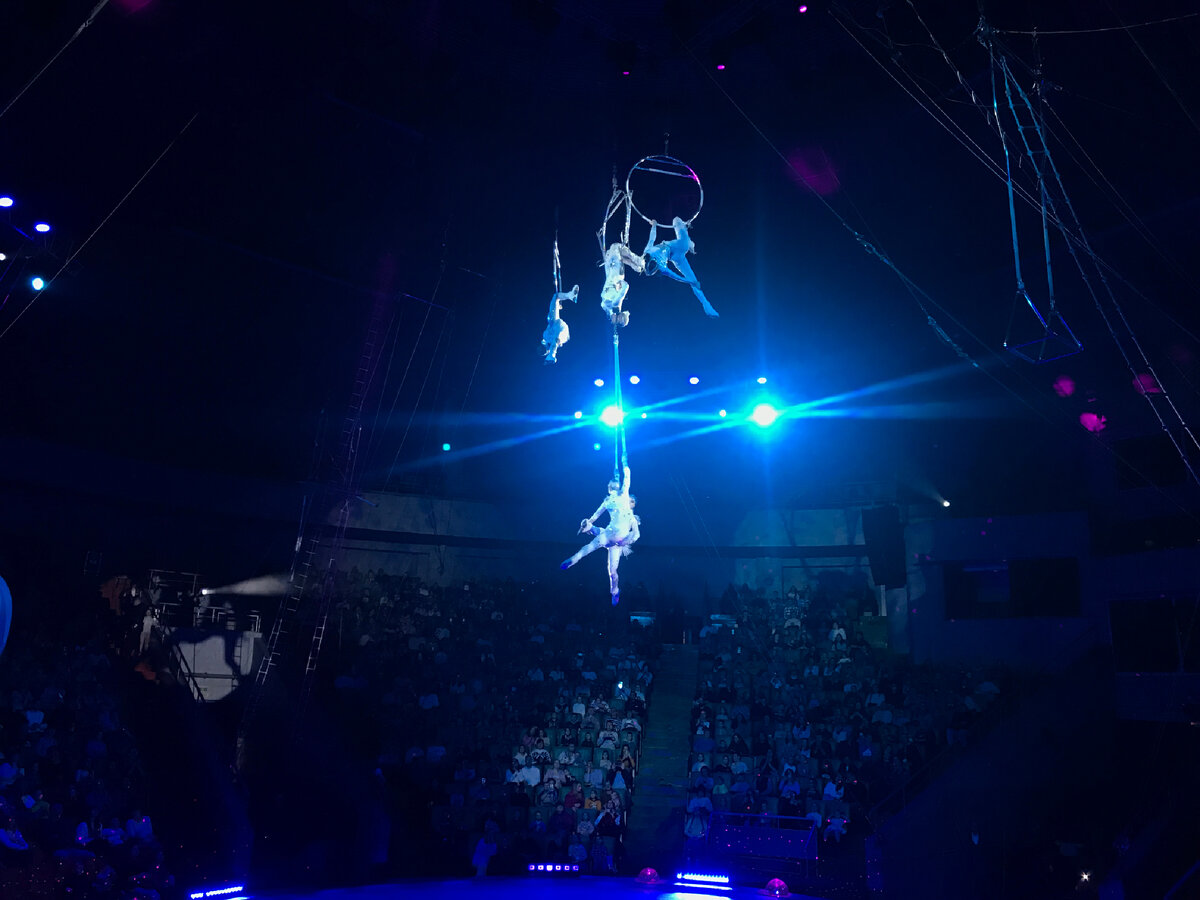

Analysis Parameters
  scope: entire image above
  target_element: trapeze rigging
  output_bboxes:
[540,151,713,603]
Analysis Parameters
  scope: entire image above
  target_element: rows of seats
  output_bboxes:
[323,570,657,875]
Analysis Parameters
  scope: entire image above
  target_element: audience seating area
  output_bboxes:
[0,610,172,898]
[685,584,1009,849]
[325,569,658,875]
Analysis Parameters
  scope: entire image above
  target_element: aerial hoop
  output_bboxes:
[626,155,704,227]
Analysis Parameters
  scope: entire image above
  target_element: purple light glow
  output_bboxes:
[1052,375,1075,398]
[1132,373,1162,394]
[716,64,726,70]
[798,4,808,11]
[786,145,841,196]
[1080,411,1107,433]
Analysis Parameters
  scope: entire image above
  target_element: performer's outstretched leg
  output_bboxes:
[562,534,605,570]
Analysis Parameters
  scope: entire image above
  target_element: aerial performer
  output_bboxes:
[541,283,579,364]
[644,217,718,317]
[600,242,644,327]
[561,465,640,605]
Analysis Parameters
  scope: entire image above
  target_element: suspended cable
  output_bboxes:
[0,112,196,343]
[0,0,110,124]
[992,11,1200,36]
[683,14,1200,521]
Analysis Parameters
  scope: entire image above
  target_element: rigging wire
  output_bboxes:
[863,6,1200,479]
[881,9,1200,357]
[0,0,110,124]
[0,112,197,344]
[386,305,453,488]
[992,11,1200,37]
[681,16,1200,523]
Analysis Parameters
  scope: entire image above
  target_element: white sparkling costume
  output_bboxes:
[561,465,640,603]
[541,284,579,364]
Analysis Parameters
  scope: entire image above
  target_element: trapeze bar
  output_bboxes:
[633,166,699,180]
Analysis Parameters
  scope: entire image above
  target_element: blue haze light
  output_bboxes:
[0,197,12,207]
[593,442,601,450]
[750,403,780,427]
[34,223,50,233]
[30,277,44,290]
[629,375,640,384]
[441,443,451,452]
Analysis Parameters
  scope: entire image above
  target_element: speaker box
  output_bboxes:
[861,505,907,588]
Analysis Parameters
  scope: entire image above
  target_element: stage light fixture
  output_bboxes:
[757,376,768,384]
[639,412,647,419]
[689,376,700,385]
[942,500,950,508]
[0,253,6,260]
[629,375,640,384]
[573,410,583,419]
[0,197,11,208]
[718,409,727,418]
[600,405,625,427]
[34,223,50,233]
[593,442,601,450]
[750,403,780,428]
[594,378,605,387]
[30,277,44,291]
[441,443,451,452]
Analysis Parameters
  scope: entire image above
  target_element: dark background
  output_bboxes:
[2,0,1199,542]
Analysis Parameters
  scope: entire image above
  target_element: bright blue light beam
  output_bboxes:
[599,405,625,427]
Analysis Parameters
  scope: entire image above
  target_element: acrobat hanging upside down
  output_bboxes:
[561,464,640,605]
[541,284,579,364]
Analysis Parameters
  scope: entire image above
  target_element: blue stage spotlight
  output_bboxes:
[30,277,45,291]
[639,412,647,419]
[0,253,6,261]
[594,378,605,387]
[34,223,50,233]
[629,375,640,384]
[750,403,780,427]
[0,197,12,208]
[942,499,951,508]
[441,443,451,452]
[600,405,625,428]
[573,410,583,419]
[757,376,768,384]
[593,442,601,450]
[689,376,700,385]
[718,409,727,418]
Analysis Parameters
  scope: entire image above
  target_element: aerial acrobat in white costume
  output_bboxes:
[541,284,579,364]
[644,217,718,318]
[561,464,640,605]
[600,242,645,327]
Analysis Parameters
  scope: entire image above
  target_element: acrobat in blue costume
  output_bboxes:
[644,217,718,317]
[561,464,640,605]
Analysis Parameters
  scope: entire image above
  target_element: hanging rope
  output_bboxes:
[611,325,628,478]
[989,46,1026,296]
[553,232,563,296]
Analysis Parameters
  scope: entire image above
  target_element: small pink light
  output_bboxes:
[1080,411,1107,433]
[1052,375,1076,398]
[622,70,630,76]
[798,4,808,12]
[716,64,726,70]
